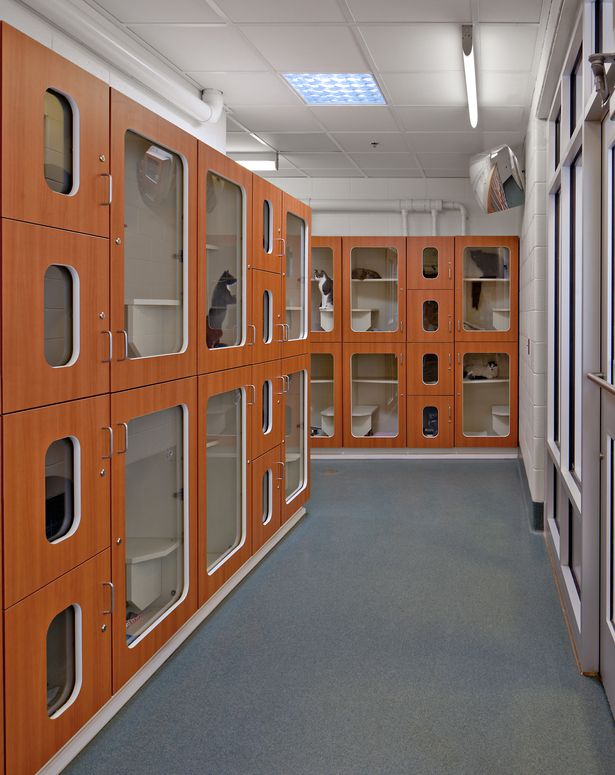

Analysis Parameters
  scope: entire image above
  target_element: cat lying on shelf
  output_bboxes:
[206,270,237,349]
[351,267,381,280]
[314,268,333,310]
[463,360,499,380]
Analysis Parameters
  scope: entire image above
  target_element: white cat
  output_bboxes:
[464,360,499,380]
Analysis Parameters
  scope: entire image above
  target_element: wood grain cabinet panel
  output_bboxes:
[2,220,110,413]
[1,23,110,237]
[407,237,454,290]
[110,90,197,393]
[311,236,342,343]
[407,395,454,448]
[251,268,283,365]
[310,343,343,449]
[3,396,111,608]
[251,445,283,553]
[198,144,253,374]
[281,195,311,358]
[251,361,284,461]
[4,550,112,775]
[252,175,283,274]
[407,343,454,397]
[110,378,198,690]
[342,237,407,343]
[407,289,454,343]
[281,354,310,523]
[199,367,253,605]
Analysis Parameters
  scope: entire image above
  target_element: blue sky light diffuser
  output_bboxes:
[283,73,386,105]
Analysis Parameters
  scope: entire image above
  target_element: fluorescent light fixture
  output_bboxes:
[462,25,478,128]
[228,152,278,172]
[283,73,385,105]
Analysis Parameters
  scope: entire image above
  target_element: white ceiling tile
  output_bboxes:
[479,24,538,72]
[311,106,398,131]
[240,25,367,72]
[481,131,525,149]
[350,152,419,169]
[261,169,307,178]
[347,0,472,23]
[478,0,543,23]
[230,106,323,131]
[360,25,463,72]
[478,72,532,106]
[381,71,466,106]
[406,132,486,154]
[283,153,356,169]
[128,24,267,71]
[480,106,526,131]
[423,169,469,178]
[226,132,269,152]
[364,169,424,178]
[257,133,339,152]
[186,71,299,106]
[226,116,245,131]
[394,106,472,131]
[213,0,345,23]
[306,169,364,178]
[416,152,471,170]
[92,0,224,23]
[332,132,409,152]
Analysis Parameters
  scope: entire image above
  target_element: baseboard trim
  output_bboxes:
[312,448,520,460]
[37,507,307,775]
[516,456,544,532]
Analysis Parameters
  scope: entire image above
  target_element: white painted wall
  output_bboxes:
[271,176,523,237]
[0,0,226,150]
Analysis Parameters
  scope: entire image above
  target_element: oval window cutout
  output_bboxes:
[44,89,74,195]
[44,265,75,367]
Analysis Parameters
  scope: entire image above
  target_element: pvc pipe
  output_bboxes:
[18,0,224,124]
[431,209,438,236]
[401,209,408,237]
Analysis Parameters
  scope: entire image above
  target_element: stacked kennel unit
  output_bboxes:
[0,24,310,774]
[310,236,518,450]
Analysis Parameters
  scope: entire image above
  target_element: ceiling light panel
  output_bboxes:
[283,73,385,105]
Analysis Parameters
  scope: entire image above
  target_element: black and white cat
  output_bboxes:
[314,268,333,310]
[464,360,499,380]
[207,270,237,348]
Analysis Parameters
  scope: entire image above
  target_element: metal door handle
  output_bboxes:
[116,330,128,361]
[284,323,290,341]
[102,581,114,615]
[117,422,129,454]
[246,384,256,405]
[283,374,290,392]
[448,263,452,280]
[448,405,452,422]
[100,173,112,206]
[275,323,286,342]
[448,316,453,333]
[457,320,461,332]
[101,330,113,362]
[102,426,114,459]
[400,352,404,366]
[277,461,285,481]
[400,320,404,333]
[448,352,452,370]
[248,323,256,346]
[277,236,286,257]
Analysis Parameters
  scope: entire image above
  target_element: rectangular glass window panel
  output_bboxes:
[423,353,439,385]
[311,353,334,438]
[311,247,335,333]
[462,247,511,332]
[422,406,439,438]
[285,213,307,341]
[47,606,77,717]
[206,389,243,570]
[351,353,398,438]
[569,152,583,478]
[263,200,272,254]
[44,265,74,367]
[423,300,439,332]
[350,247,398,332]
[462,353,510,437]
[44,89,73,194]
[262,469,272,526]
[570,47,583,134]
[124,131,184,358]
[569,500,582,594]
[125,406,185,644]
[554,190,561,446]
[285,371,306,500]
[422,247,439,279]
[45,438,76,543]
[206,172,244,349]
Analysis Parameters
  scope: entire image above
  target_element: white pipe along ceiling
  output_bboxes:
[305,199,468,236]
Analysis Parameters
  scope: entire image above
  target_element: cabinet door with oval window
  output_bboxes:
[199,144,253,373]
[110,90,197,392]
[281,355,310,523]
[2,220,110,413]
[1,24,110,237]
[407,237,454,291]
